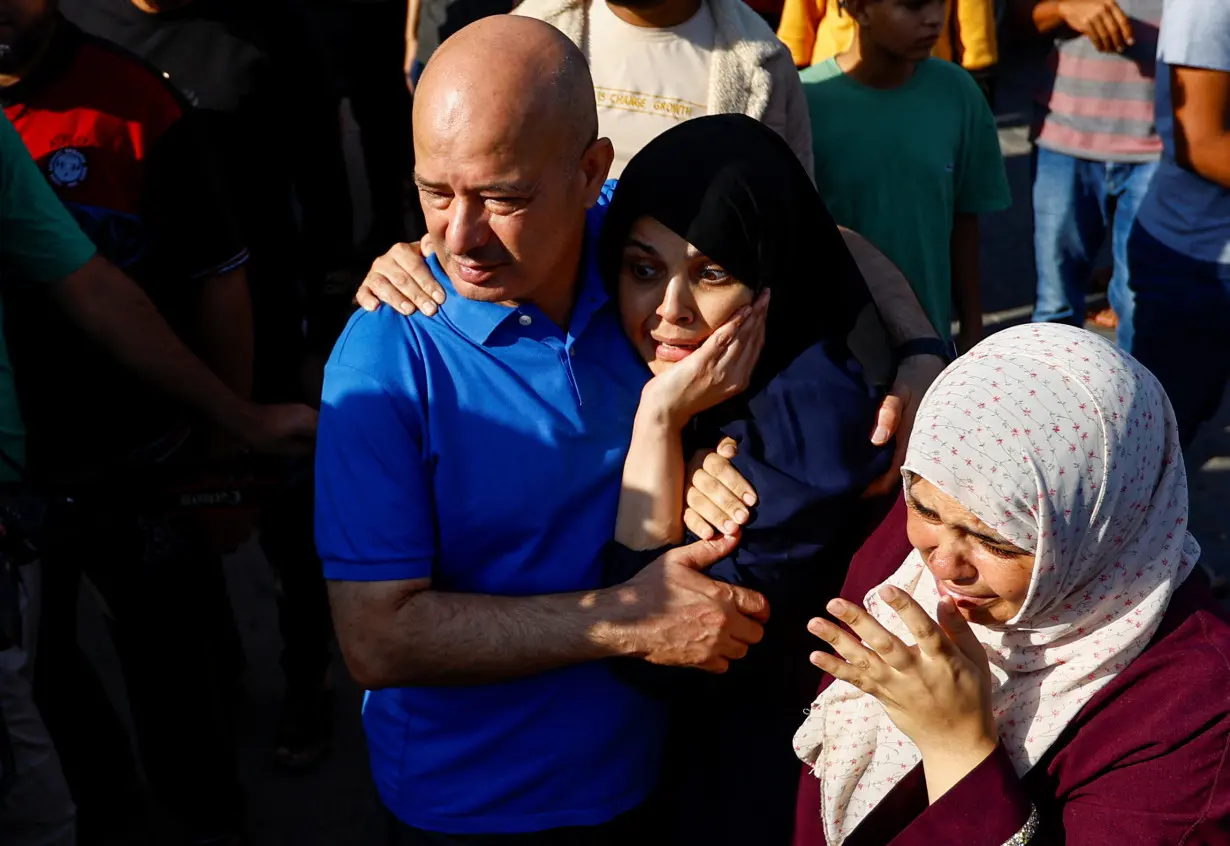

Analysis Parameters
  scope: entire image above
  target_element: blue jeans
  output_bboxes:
[1031,148,1159,352]
[1128,221,1230,447]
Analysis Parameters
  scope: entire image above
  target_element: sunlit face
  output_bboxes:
[905,476,1035,626]
[617,216,755,376]
[414,98,611,308]
[850,0,946,62]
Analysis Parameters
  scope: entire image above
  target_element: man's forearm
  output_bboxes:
[840,227,938,344]
[1188,134,1230,189]
[52,255,259,438]
[196,266,255,399]
[1015,0,1065,34]
[1170,67,1230,190]
[406,0,421,48]
[329,581,639,687]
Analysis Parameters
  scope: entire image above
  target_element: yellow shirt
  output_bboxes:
[777,0,998,71]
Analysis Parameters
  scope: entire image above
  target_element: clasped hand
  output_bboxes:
[620,534,769,674]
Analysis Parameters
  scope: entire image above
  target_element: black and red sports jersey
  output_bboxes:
[0,19,247,478]
[1,19,246,283]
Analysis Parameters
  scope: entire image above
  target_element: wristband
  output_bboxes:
[893,337,953,365]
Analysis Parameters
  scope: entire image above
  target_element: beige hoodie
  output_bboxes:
[513,0,815,179]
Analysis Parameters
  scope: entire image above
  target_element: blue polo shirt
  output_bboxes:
[314,199,666,834]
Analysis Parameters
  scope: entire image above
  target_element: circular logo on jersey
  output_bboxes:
[48,147,88,188]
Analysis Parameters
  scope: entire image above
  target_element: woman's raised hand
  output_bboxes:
[640,290,770,429]
[683,437,758,539]
[806,587,999,800]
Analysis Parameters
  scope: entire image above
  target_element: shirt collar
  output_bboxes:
[429,253,515,345]
[564,202,613,342]
[430,210,611,345]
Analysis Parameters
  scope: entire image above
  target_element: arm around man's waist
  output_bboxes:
[328,576,641,688]
[326,531,768,689]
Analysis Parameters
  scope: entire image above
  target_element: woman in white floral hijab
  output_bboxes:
[790,323,1230,846]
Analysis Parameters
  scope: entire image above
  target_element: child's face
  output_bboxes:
[851,0,946,62]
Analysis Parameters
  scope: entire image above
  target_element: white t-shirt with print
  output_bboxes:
[586,0,715,177]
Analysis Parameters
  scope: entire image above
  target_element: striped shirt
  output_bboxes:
[1034,0,1164,162]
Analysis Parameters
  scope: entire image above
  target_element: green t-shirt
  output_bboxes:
[0,114,97,479]
[801,58,1011,340]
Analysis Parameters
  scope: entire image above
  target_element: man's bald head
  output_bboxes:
[409,15,613,320]
[416,16,597,162]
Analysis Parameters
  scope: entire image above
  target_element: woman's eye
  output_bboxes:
[980,540,1024,560]
[907,501,942,524]
[626,260,659,281]
[698,266,730,283]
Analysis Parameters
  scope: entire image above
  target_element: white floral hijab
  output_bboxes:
[793,324,1199,845]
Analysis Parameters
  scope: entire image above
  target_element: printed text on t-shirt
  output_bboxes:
[594,86,703,121]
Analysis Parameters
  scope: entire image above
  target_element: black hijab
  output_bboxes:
[598,113,881,401]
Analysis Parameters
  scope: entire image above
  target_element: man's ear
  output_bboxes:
[580,137,615,208]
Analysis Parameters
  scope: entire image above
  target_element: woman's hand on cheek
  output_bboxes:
[807,588,998,769]
[640,290,770,429]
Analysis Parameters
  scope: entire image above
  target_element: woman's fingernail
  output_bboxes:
[828,599,848,615]
[871,425,890,445]
[400,303,413,315]
[733,509,749,524]
[742,493,757,506]
[723,520,738,534]
[432,290,447,304]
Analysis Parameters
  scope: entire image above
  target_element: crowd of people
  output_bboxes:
[0,0,1227,844]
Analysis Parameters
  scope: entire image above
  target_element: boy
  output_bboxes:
[801,0,1010,350]
[779,0,998,98]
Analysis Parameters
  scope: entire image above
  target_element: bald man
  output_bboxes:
[316,17,773,841]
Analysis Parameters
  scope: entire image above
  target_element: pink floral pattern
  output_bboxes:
[793,324,1199,845]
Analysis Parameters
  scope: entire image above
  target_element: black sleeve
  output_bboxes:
[701,339,891,608]
[142,111,248,285]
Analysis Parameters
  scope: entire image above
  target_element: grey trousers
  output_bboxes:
[0,561,75,846]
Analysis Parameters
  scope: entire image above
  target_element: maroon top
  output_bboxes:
[793,496,1230,846]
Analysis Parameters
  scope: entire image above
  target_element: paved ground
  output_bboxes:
[78,41,1230,845]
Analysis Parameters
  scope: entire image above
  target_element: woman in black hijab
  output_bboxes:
[600,114,894,844]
